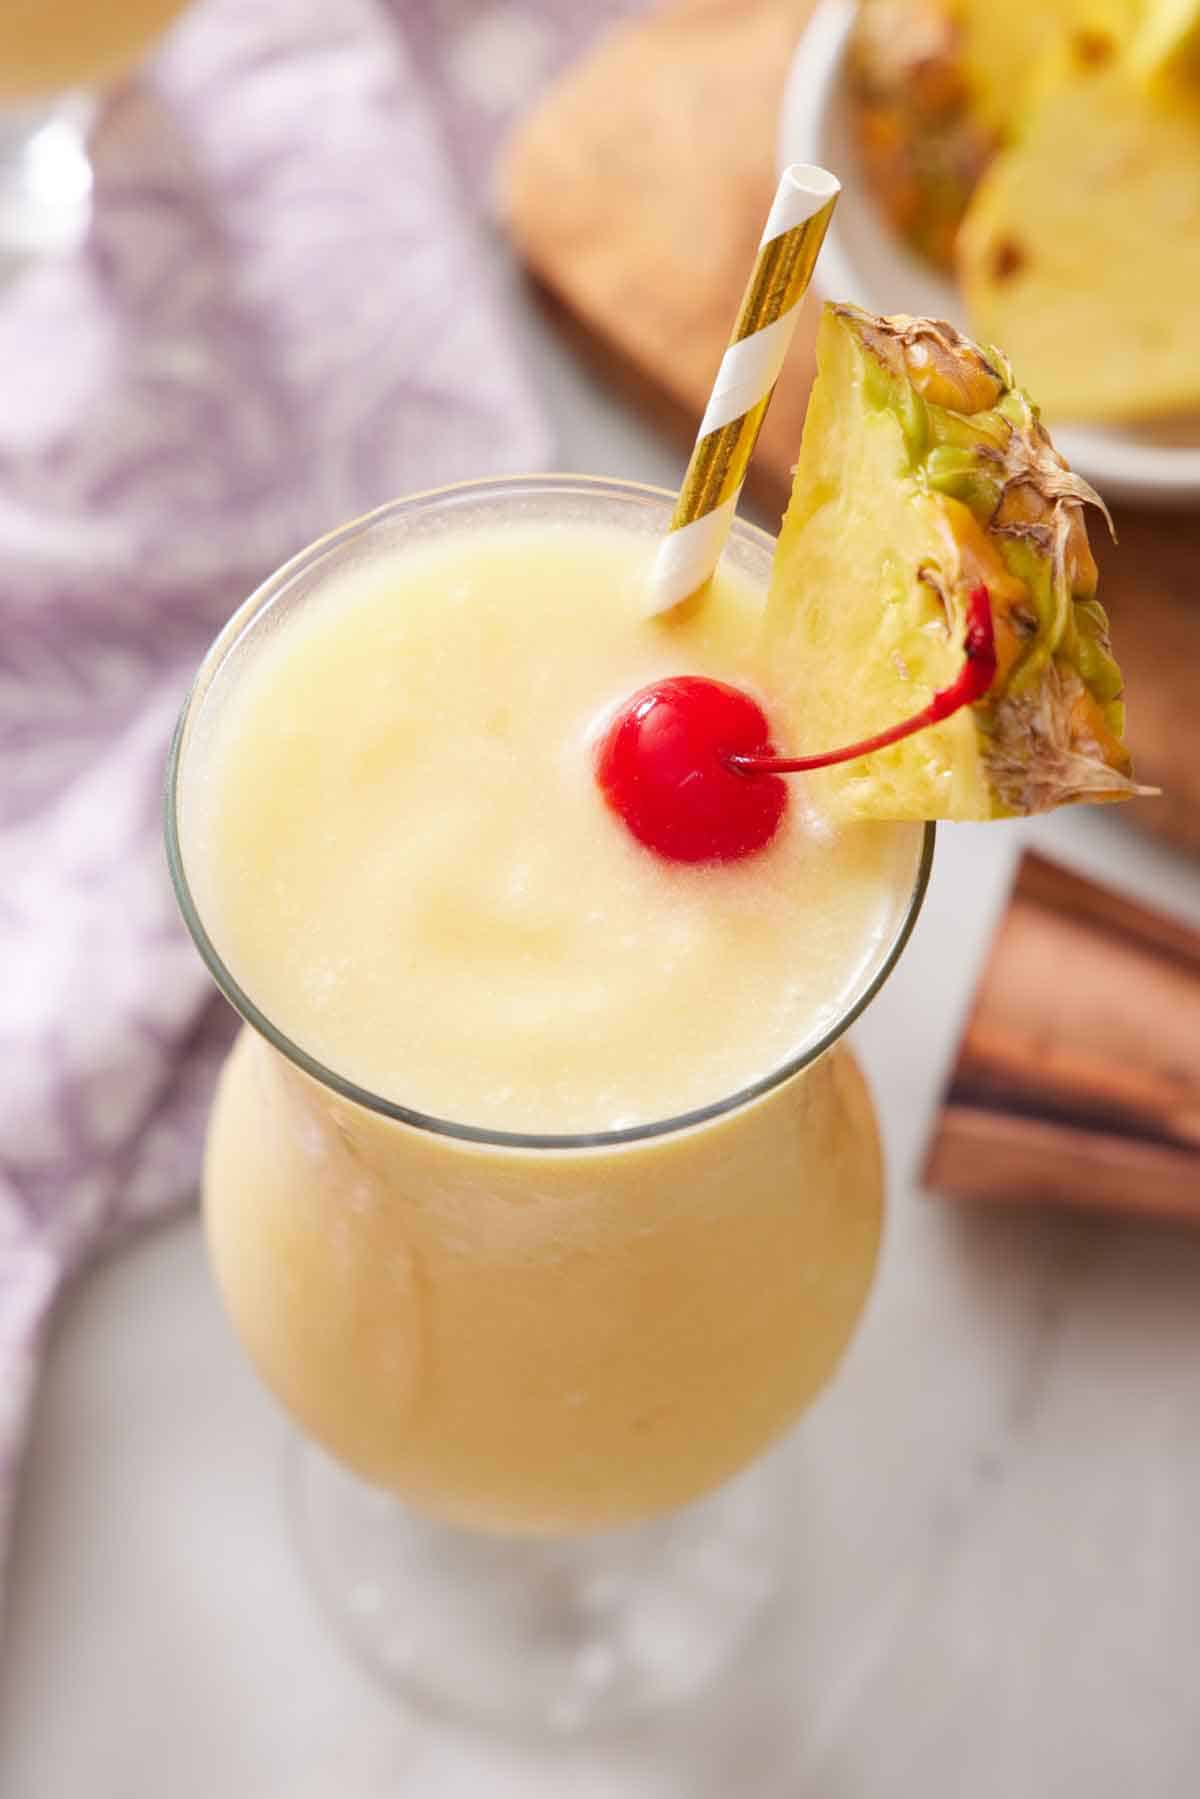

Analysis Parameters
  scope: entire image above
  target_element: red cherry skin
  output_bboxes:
[595,676,788,863]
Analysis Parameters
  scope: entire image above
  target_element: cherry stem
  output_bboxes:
[726,584,996,778]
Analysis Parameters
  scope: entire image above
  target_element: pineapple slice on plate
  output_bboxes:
[848,0,1143,270]
[760,304,1141,821]
[958,36,1200,423]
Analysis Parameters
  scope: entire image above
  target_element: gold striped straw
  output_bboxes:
[647,164,840,616]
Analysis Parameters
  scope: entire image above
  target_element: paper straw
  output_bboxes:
[647,164,839,616]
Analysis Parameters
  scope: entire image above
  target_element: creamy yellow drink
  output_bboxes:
[174,478,926,1533]
[0,0,189,99]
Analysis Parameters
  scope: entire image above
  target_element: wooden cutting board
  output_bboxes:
[502,0,1200,851]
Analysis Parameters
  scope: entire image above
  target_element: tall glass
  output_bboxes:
[0,0,189,255]
[166,477,932,1733]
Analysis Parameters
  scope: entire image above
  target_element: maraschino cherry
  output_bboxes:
[596,585,996,865]
[595,677,788,863]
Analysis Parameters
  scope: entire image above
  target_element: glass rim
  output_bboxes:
[164,472,935,1153]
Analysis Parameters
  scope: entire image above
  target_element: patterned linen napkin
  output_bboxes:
[0,0,634,1597]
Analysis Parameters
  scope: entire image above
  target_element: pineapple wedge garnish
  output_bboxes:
[958,36,1200,422]
[761,304,1141,820]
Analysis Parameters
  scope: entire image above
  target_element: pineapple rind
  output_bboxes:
[762,304,1139,822]
[847,0,996,271]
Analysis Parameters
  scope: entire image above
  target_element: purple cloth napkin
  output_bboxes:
[0,0,636,1593]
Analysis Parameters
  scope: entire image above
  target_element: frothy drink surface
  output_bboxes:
[186,517,919,1132]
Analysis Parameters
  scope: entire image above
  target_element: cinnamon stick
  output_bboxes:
[923,851,1200,1222]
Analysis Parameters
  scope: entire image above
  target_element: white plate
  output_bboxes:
[778,0,1200,509]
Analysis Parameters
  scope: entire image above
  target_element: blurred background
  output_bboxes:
[1,0,1198,1793]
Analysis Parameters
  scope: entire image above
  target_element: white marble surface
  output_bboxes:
[4,244,1200,1797]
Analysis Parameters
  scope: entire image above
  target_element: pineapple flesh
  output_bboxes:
[761,305,1140,821]
[958,36,1200,422]
[1131,0,1200,83]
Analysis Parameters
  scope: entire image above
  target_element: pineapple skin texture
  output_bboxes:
[958,46,1200,423]
[848,0,996,271]
[761,306,1139,822]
